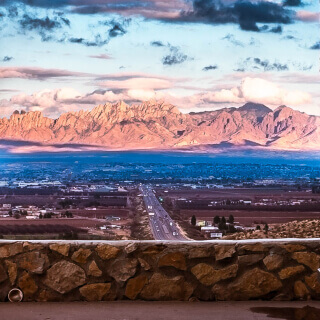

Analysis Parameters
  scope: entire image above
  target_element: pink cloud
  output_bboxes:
[0,67,90,79]
[100,77,173,90]
[296,11,319,23]
[88,54,112,60]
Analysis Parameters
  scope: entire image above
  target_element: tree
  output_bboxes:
[59,199,73,209]
[65,211,73,218]
[228,214,234,224]
[264,224,269,232]
[213,216,220,225]
[218,221,227,231]
[228,224,236,233]
[256,225,261,230]
[221,216,226,224]
[13,213,21,219]
[191,215,196,226]
[226,199,231,205]
[39,213,43,219]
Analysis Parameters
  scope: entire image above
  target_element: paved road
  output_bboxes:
[139,185,188,241]
[2,301,320,320]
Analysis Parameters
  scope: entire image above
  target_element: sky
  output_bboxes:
[0,0,319,118]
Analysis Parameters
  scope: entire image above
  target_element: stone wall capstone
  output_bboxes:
[0,239,319,302]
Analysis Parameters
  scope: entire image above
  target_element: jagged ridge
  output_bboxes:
[0,101,319,150]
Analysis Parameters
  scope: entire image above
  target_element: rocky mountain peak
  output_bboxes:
[0,101,319,151]
[238,102,272,115]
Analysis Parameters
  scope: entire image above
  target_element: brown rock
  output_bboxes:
[263,254,284,271]
[140,273,193,301]
[238,243,268,254]
[43,261,86,294]
[108,258,138,282]
[279,266,305,280]
[79,283,111,301]
[125,275,148,300]
[188,247,212,259]
[214,245,236,261]
[5,260,17,285]
[191,263,238,286]
[16,251,49,274]
[280,244,306,253]
[238,254,264,266]
[125,243,138,254]
[49,243,70,256]
[95,244,120,260]
[0,243,23,258]
[18,272,38,298]
[71,248,92,264]
[0,263,8,283]
[138,258,151,270]
[212,268,282,300]
[292,252,320,271]
[23,242,43,251]
[37,290,60,302]
[158,252,186,270]
[142,245,166,255]
[278,265,305,279]
[305,273,320,294]
[88,260,102,277]
[294,281,310,299]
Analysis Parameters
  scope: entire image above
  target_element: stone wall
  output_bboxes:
[0,239,319,302]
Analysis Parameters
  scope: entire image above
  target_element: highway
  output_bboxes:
[139,185,189,241]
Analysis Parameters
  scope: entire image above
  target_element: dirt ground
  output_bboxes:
[158,188,320,201]
[181,209,320,226]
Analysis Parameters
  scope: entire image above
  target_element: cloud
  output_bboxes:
[0,86,166,117]
[68,34,109,47]
[269,25,282,33]
[0,76,313,118]
[296,11,319,22]
[66,18,130,47]
[2,5,129,46]
[202,65,218,71]
[108,22,126,38]
[0,67,90,79]
[162,45,188,66]
[18,12,70,41]
[179,0,293,32]
[149,41,189,66]
[221,34,244,47]
[310,42,320,50]
[193,77,311,107]
[282,35,297,40]
[237,57,289,72]
[283,0,303,7]
[100,77,173,90]
[88,54,112,60]
[2,56,13,62]
[150,41,165,47]
[2,0,299,32]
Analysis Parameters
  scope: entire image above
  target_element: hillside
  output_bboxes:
[0,101,319,151]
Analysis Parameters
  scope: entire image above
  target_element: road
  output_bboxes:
[139,185,188,241]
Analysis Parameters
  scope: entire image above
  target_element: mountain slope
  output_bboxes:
[0,101,319,151]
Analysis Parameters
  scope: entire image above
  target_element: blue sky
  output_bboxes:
[0,0,319,117]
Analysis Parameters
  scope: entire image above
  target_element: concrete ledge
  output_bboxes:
[1,301,320,320]
[0,239,319,302]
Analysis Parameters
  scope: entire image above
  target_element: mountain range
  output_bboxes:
[0,101,319,152]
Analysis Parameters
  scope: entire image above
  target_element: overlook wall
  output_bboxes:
[0,239,319,302]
